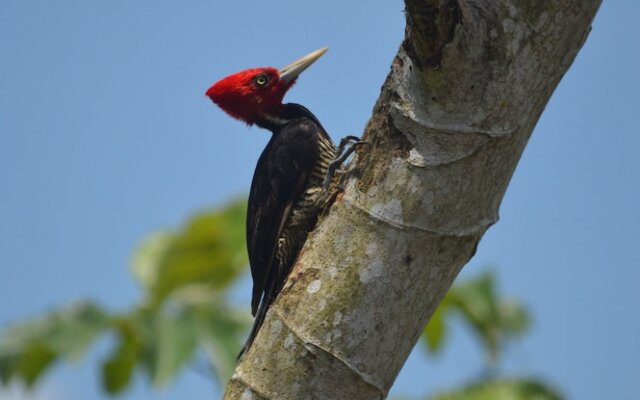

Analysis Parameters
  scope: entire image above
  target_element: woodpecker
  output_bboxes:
[206,48,360,357]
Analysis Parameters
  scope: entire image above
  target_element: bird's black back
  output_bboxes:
[242,104,334,356]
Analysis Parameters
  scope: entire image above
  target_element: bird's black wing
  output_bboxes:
[246,118,320,316]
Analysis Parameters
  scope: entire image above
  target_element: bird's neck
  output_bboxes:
[255,108,291,132]
[255,103,324,133]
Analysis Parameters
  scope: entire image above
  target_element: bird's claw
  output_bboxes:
[323,137,369,190]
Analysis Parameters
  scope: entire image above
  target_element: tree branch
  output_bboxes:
[224,0,601,398]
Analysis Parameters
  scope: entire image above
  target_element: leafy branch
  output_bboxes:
[0,199,561,399]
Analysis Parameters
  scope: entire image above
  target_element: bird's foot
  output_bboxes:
[323,136,369,190]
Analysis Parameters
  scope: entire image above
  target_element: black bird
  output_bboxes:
[206,48,360,357]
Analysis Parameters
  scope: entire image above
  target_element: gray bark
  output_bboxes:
[224,0,601,398]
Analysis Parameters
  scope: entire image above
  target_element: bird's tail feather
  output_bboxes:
[237,294,272,360]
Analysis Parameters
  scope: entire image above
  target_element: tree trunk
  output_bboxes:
[223,1,601,398]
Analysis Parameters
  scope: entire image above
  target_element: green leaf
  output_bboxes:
[423,297,448,354]
[131,199,248,305]
[132,232,175,290]
[0,302,109,358]
[14,343,56,387]
[447,272,501,358]
[151,310,197,387]
[193,305,248,383]
[48,302,111,360]
[0,354,18,384]
[430,378,563,400]
[421,271,530,363]
[498,298,530,336]
[0,302,110,386]
[101,326,141,394]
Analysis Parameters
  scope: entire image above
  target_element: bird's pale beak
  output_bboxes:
[279,47,328,84]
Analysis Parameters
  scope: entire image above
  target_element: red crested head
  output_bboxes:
[206,47,328,126]
[206,67,293,125]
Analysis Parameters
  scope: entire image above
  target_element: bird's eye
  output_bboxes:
[255,74,268,86]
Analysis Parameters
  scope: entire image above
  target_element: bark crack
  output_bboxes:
[343,195,439,233]
[228,375,271,400]
[342,192,492,237]
[273,308,386,398]
[390,104,518,138]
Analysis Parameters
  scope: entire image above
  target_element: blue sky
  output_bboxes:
[1,1,638,399]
